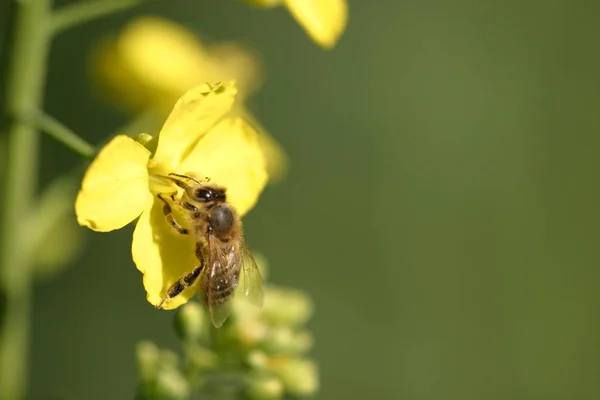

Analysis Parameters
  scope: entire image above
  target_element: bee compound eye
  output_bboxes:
[194,188,212,202]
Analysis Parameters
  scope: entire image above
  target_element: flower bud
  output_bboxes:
[229,311,268,347]
[135,133,158,154]
[263,328,314,355]
[32,214,84,280]
[31,177,83,280]
[174,301,207,342]
[245,350,269,371]
[155,368,190,400]
[261,286,313,327]
[245,374,284,400]
[136,341,160,383]
[159,349,180,369]
[187,344,219,373]
[135,133,153,145]
[272,358,319,397]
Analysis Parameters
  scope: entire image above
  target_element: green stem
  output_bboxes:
[29,110,96,158]
[51,0,145,35]
[0,0,52,398]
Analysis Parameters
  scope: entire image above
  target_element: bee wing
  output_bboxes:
[239,238,264,307]
[204,235,240,328]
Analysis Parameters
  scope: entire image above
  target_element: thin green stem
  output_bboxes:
[51,0,145,35]
[0,0,52,398]
[29,110,96,158]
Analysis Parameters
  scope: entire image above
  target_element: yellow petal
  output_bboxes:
[176,117,268,217]
[132,199,199,310]
[238,106,289,183]
[285,0,348,49]
[152,82,237,173]
[75,135,151,232]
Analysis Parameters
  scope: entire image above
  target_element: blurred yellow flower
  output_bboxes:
[75,82,268,309]
[94,16,262,112]
[93,16,287,182]
[244,0,348,49]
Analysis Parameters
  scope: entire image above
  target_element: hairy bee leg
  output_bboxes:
[156,263,204,309]
[182,202,198,212]
[157,194,188,235]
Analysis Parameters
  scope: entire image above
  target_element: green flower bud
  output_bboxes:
[174,301,207,342]
[155,368,190,400]
[136,341,161,383]
[263,328,314,355]
[159,349,180,370]
[245,374,284,400]
[229,314,268,347]
[272,358,319,398]
[261,286,313,327]
[136,345,189,400]
[187,343,219,373]
[245,350,269,371]
[31,176,83,280]
[135,133,158,154]
[135,133,153,145]
[33,215,84,280]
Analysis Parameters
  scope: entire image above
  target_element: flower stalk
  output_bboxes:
[0,0,52,398]
[51,0,145,35]
[27,110,96,158]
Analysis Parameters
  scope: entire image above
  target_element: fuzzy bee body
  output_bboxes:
[156,173,263,327]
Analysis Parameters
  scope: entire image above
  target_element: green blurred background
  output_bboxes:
[8,0,600,399]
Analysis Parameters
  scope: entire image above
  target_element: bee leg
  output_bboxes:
[158,194,188,235]
[182,202,198,212]
[156,263,204,309]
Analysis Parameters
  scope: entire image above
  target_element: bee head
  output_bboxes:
[190,185,226,203]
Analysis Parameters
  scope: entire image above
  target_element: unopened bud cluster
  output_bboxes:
[135,255,318,400]
[135,342,190,400]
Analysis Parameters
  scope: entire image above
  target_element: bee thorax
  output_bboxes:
[209,204,235,236]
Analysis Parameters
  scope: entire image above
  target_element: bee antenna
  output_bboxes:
[168,173,201,184]
[167,172,211,186]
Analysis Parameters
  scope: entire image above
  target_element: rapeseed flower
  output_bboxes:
[75,82,268,309]
[93,16,262,112]
[92,16,287,182]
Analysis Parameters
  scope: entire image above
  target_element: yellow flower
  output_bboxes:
[92,15,287,182]
[93,16,263,112]
[244,0,348,49]
[75,82,268,309]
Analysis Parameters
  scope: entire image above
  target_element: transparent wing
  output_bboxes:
[204,235,239,328]
[239,238,264,307]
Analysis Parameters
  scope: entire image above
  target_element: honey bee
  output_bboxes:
[155,173,263,327]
